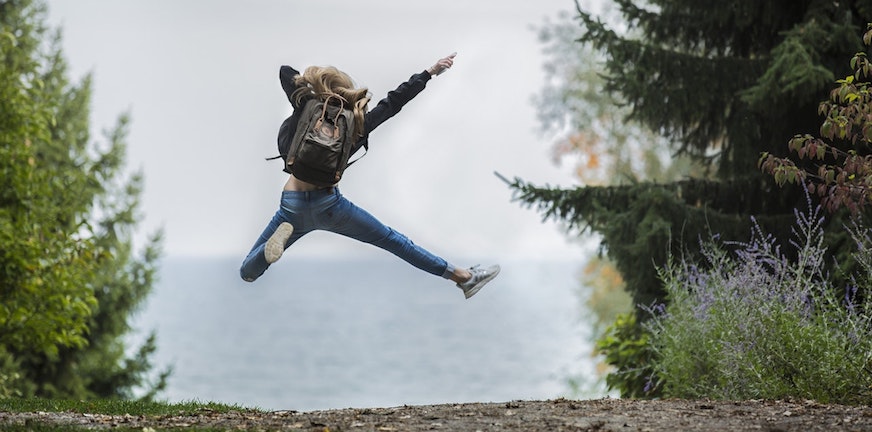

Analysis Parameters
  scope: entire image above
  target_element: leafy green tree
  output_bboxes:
[0,0,168,399]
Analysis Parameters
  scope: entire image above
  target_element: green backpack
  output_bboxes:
[281,95,357,187]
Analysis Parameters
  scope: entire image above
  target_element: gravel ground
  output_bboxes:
[3,398,872,431]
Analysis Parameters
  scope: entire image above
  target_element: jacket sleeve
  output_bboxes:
[350,70,432,154]
[363,70,432,134]
[279,65,303,108]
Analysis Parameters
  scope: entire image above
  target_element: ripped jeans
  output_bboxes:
[240,187,455,282]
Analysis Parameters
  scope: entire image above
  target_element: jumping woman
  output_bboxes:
[240,53,500,299]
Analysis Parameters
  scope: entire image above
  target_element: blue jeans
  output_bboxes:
[240,187,454,282]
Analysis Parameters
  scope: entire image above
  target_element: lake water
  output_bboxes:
[130,256,599,411]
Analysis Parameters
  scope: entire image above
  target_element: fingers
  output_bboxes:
[429,52,457,76]
[442,52,456,66]
[436,52,456,74]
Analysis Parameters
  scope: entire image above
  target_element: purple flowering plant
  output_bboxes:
[644,197,872,404]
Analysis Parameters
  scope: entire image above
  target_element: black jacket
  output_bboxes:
[278,65,433,160]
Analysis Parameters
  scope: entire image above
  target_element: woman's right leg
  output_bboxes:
[320,192,455,279]
[321,193,501,298]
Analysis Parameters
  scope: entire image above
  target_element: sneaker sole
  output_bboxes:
[264,222,294,264]
[464,266,501,299]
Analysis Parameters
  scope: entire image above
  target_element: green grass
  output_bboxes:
[0,397,258,415]
[1,425,171,432]
[1,425,232,432]
[0,398,263,431]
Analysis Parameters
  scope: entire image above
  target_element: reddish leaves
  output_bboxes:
[761,26,872,214]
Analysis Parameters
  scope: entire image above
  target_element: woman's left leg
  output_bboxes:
[239,190,312,282]
[239,210,288,282]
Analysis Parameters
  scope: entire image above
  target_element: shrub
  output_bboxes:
[0,347,22,398]
[595,313,660,398]
[646,202,872,404]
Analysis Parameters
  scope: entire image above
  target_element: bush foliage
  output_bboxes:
[646,200,872,404]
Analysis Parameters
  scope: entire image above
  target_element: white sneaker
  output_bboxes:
[264,222,294,264]
[457,264,500,299]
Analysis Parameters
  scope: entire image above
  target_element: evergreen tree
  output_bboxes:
[534,9,709,336]
[0,0,168,398]
[534,9,703,188]
[511,0,872,312]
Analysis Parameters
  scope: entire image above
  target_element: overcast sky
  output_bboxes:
[45,0,590,263]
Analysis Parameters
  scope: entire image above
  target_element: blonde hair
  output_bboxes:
[292,66,371,138]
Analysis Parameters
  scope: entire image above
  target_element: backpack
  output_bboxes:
[276,95,358,187]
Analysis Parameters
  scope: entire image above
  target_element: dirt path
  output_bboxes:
[3,398,872,431]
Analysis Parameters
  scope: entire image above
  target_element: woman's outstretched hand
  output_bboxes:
[427,52,457,76]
